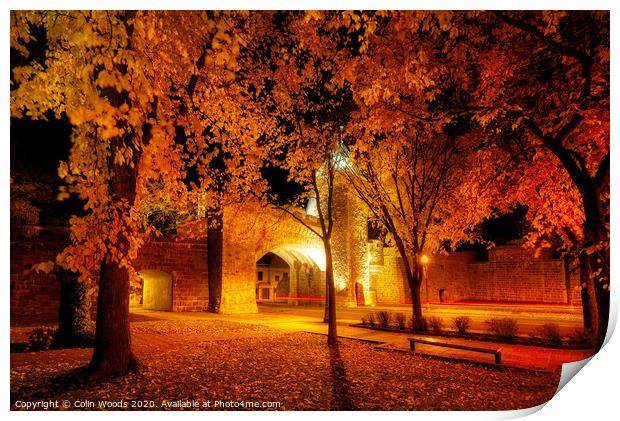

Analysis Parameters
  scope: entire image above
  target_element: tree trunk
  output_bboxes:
[585,227,610,351]
[579,182,609,350]
[324,239,338,347]
[580,286,592,330]
[207,211,223,313]
[89,258,138,377]
[578,251,596,334]
[390,235,424,322]
[406,264,423,322]
[593,258,610,350]
[323,273,329,323]
[411,278,423,322]
[89,139,140,377]
[57,270,94,347]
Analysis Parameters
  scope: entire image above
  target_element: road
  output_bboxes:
[258,301,585,336]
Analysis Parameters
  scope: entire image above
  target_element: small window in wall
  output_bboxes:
[275,275,280,282]
[258,271,263,281]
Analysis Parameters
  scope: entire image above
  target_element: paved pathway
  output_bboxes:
[129,306,594,373]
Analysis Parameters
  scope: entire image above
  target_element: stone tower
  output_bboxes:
[331,173,373,306]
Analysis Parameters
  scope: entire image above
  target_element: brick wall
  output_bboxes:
[10,226,68,322]
[10,226,211,321]
[11,222,584,325]
[133,239,209,312]
[374,248,408,304]
[375,245,583,306]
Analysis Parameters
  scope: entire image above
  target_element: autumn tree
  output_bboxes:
[10,11,254,375]
[247,11,365,346]
[343,11,491,322]
[489,145,600,322]
[345,129,489,321]
[137,11,270,314]
[449,11,610,348]
[12,11,147,376]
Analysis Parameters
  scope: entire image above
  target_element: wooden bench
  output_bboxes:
[408,337,502,364]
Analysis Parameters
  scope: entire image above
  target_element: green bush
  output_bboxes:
[394,312,407,330]
[452,316,471,335]
[376,311,391,328]
[533,323,563,345]
[25,327,56,352]
[428,316,444,333]
[486,318,519,339]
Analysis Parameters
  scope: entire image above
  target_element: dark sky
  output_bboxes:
[11,114,72,175]
[10,114,81,225]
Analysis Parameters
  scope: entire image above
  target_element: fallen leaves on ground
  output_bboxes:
[11,319,559,410]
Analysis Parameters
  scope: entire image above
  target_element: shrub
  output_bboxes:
[25,327,56,352]
[394,312,407,330]
[568,328,591,346]
[428,316,444,333]
[452,316,471,335]
[486,317,519,340]
[57,275,95,347]
[376,311,391,328]
[411,316,428,332]
[406,316,414,330]
[533,323,563,345]
[365,313,376,327]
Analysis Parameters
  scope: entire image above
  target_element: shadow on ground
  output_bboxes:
[329,346,357,410]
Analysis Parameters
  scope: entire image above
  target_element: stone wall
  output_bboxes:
[373,247,408,304]
[10,226,68,322]
[331,179,370,304]
[11,211,584,324]
[422,252,476,304]
[134,238,209,312]
[10,225,211,320]
[374,245,583,306]
[10,202,327,320]
[221,203,324,312]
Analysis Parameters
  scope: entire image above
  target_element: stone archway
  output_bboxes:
[255,245,326,306]
[178,199,368,314]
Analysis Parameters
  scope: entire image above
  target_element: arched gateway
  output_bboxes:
[160,181,373,314]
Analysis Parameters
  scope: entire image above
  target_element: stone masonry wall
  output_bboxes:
[374,248,408,304]
[423,252,476,304]
[10,225,210,321]
[10,226,68,322]
[133,239,209,312]
[11,218,583,324]
[375,245,583,306]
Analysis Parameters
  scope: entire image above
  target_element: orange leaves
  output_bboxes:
[10,11,607,283]
[32,260,55,274]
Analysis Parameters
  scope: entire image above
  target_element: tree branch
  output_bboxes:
[594,151,610,187]
[494,11,592,66]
